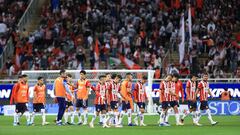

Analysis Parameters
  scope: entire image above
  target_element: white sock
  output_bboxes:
[24,111,30,123]
[175,113,180,124]
[206,109,214,124]
[139,112,144,124]
[83,110,88,123]
[17,113,21,123]
[165,111,169,123]
[30,112,35,124]
[114,112,119,125]
[64,112,68,123]
[182,110,190,119]
[14,112,18,123]
[160,111,166,124]
[127,109,132,124]
[99,113,103,123]
[108,111,114,125]
[103,114,109,125]
[70,111,74,123]
[191,111,197,123]
[118,111,125,125]
[91,111,97,123]
[76,111,82,123]
[41,109,46,123]
[196,111,201,123]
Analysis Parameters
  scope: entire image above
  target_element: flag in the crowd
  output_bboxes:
[188,4,192,49]
[94,38,99,69]
[119,54,141,69]
[109,57,121,66]
[179,13,185,64]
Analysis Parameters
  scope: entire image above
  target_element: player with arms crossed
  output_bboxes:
[164,74,184,126]
[108,74,122,127]
[133,75,148,126]
[74,70,91,125]
[195,73,218,126]
[89,75,110,128]
[30,77,49,126]
[181,74,202,126]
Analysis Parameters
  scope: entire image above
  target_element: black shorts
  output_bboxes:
[110,101,118,110]
[188,100,197,109]
[33,103,44,112]
[170,101,179,108]
[200,101,209,110]
[137,102,146,109]
[95,104,106,112]
[161,101,170,109]
[122,101,131,110]
[16,103,28,114]
[76,99,88,108]
[66,101,73,108]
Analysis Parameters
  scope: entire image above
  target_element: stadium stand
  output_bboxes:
[0,0,240,79]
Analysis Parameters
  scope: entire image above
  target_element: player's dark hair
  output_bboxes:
[111,73,117,79]
[105,73,111,76]
[116,74,122,80]
[67,74,72,78]
[189,74,197,79]
[142,75,148,80]
[172,73,179,78]
[80,70,86,75]
[125,73,132,78]
[60,69,66,75]
[203,72,208,76]
[99,75,106,79]
[22,74,28,78]
[38,76,43,80]
[18,75,23,78]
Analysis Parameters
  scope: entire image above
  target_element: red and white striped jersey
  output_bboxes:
[133,81,147,102]
[108,81,121,102]
[186,80,196,100]
[159,80,171,102]
[198,81,209,101]
[94,82,107,105]
[169,81,177,101]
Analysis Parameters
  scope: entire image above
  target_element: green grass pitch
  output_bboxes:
[0,115,239,135]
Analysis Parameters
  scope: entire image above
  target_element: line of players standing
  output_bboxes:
[10,70,218,127]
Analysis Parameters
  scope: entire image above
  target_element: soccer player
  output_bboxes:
[99,73,112,125]
[163,74,184,126]
[64,74,75,125]
[89,75,110,128]
[10,74,31,126]
[108,74,122,127]
[118,73,135,126]
[53,69,74,125]
[195,73,218,126]
[181,74,201,126]
[159,74,172,127]
[30,76,49,126]
[75,70,91,125]
[133,75,148,126]
[165,74,184,125]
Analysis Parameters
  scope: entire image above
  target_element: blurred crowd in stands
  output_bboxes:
[1,0,240,79]
[0,0,29,54]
